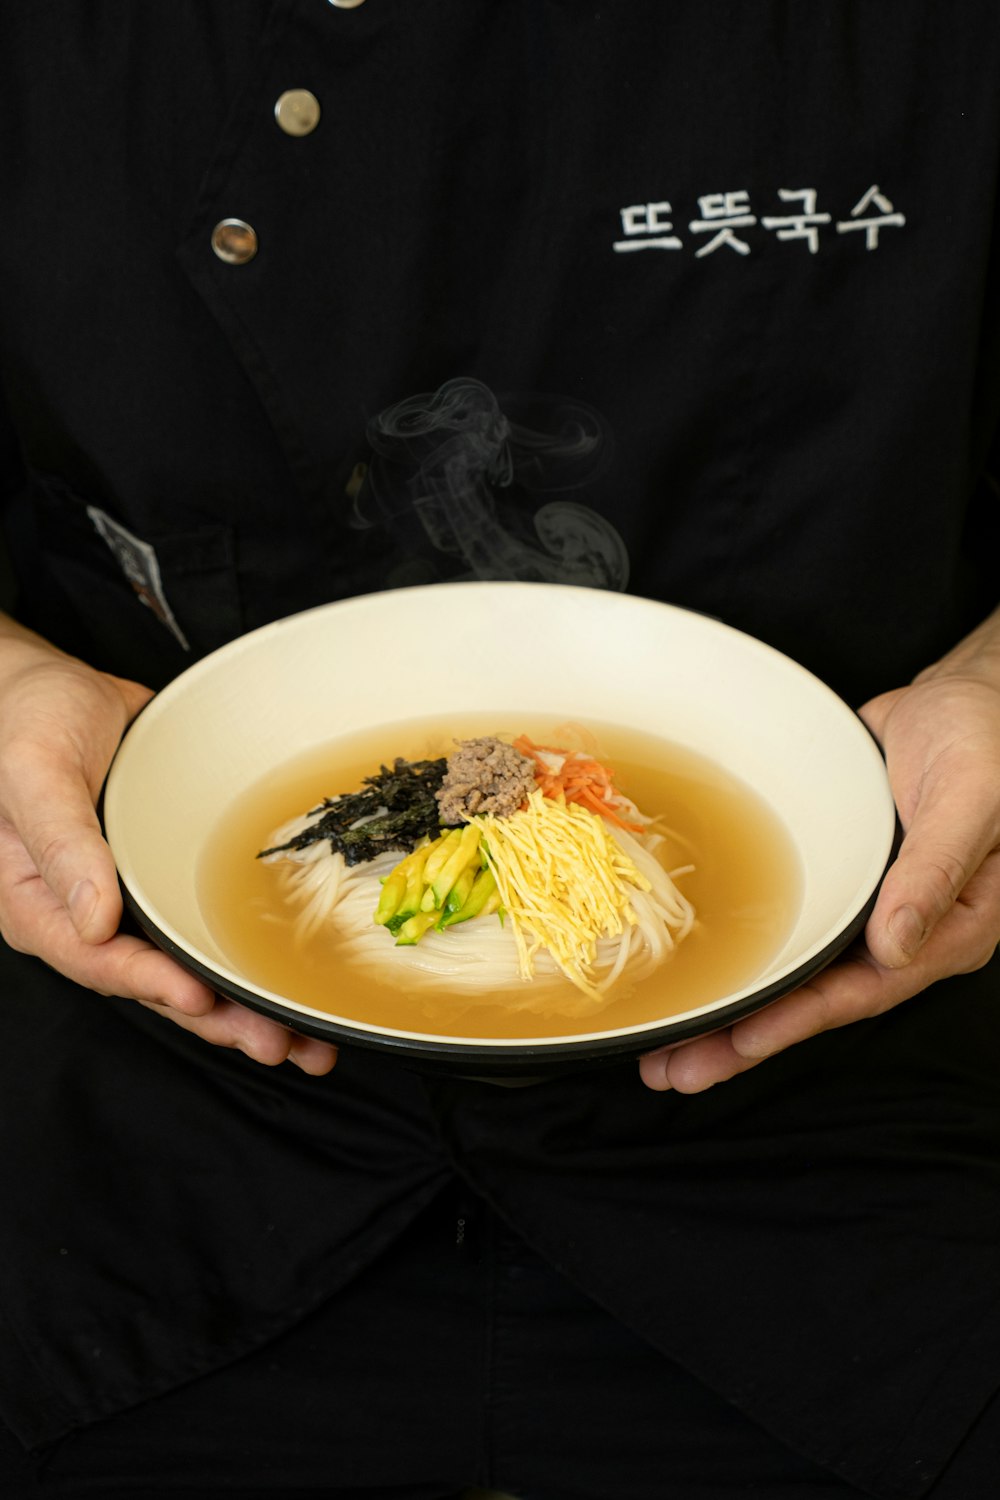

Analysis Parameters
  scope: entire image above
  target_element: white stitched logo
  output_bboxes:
[613,184,905,259]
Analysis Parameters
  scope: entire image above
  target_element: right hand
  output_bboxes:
[0,621,337,1074]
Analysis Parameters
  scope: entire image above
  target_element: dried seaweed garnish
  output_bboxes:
[258,756,449,867]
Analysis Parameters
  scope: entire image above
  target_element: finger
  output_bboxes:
[638,954,881,1095]
[55,929,216,1015]
[0,739,124,944]
[1,823,340,1069]
[729,949,888,1063]
[0,842,215,1013]
[641,865,1000,1094]
[287,1032,340,1075]
[137,994,339,1074]
[638,1029,756,1093]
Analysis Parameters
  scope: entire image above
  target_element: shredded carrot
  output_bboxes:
[513,735,645,832]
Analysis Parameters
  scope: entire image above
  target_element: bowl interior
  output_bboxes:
[103,583,896,1059]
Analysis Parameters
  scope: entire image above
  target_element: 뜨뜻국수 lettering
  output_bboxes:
[613,185,905,258]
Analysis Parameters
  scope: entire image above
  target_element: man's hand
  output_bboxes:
[639,613,1000,1093]
[0,618,337,1075]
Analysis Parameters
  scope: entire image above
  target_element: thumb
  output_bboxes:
[1,740,123,944]
[865,770,994,968]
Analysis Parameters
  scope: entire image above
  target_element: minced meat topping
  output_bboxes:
[436,737,537,823]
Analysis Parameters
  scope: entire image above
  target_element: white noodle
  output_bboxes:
[266,806,696,1021]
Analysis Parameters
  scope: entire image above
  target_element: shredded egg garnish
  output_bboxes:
[477,789,652,999]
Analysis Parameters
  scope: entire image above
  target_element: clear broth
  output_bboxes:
[196,716,803,1039]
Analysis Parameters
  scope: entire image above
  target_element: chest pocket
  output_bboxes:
[23,475,242,687]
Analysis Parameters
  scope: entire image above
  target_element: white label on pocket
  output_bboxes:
[86,507,191,652]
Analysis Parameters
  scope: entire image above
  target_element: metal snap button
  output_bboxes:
[328,0,367,9]
[210,219,258,265]
[274,89,321,137]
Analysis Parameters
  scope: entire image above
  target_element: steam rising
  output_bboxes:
[354,378,629,590]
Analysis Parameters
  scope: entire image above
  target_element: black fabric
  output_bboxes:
[0,2,997,697]
[0,4,999,1498]
[0,948,454,1446]
[2,943,999,1499]
[3,1188,1000,1500]
[432,969,1000,1497]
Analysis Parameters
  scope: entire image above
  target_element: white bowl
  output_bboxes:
[103,582,896,1075]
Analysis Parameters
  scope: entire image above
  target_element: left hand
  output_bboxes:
[639,627,1000,1093]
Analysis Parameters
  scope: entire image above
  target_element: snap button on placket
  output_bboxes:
[274,89,321,136]
[212,4,366,266]
[210,218,258,265]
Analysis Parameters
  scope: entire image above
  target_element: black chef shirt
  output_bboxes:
[0,5,999,1498]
